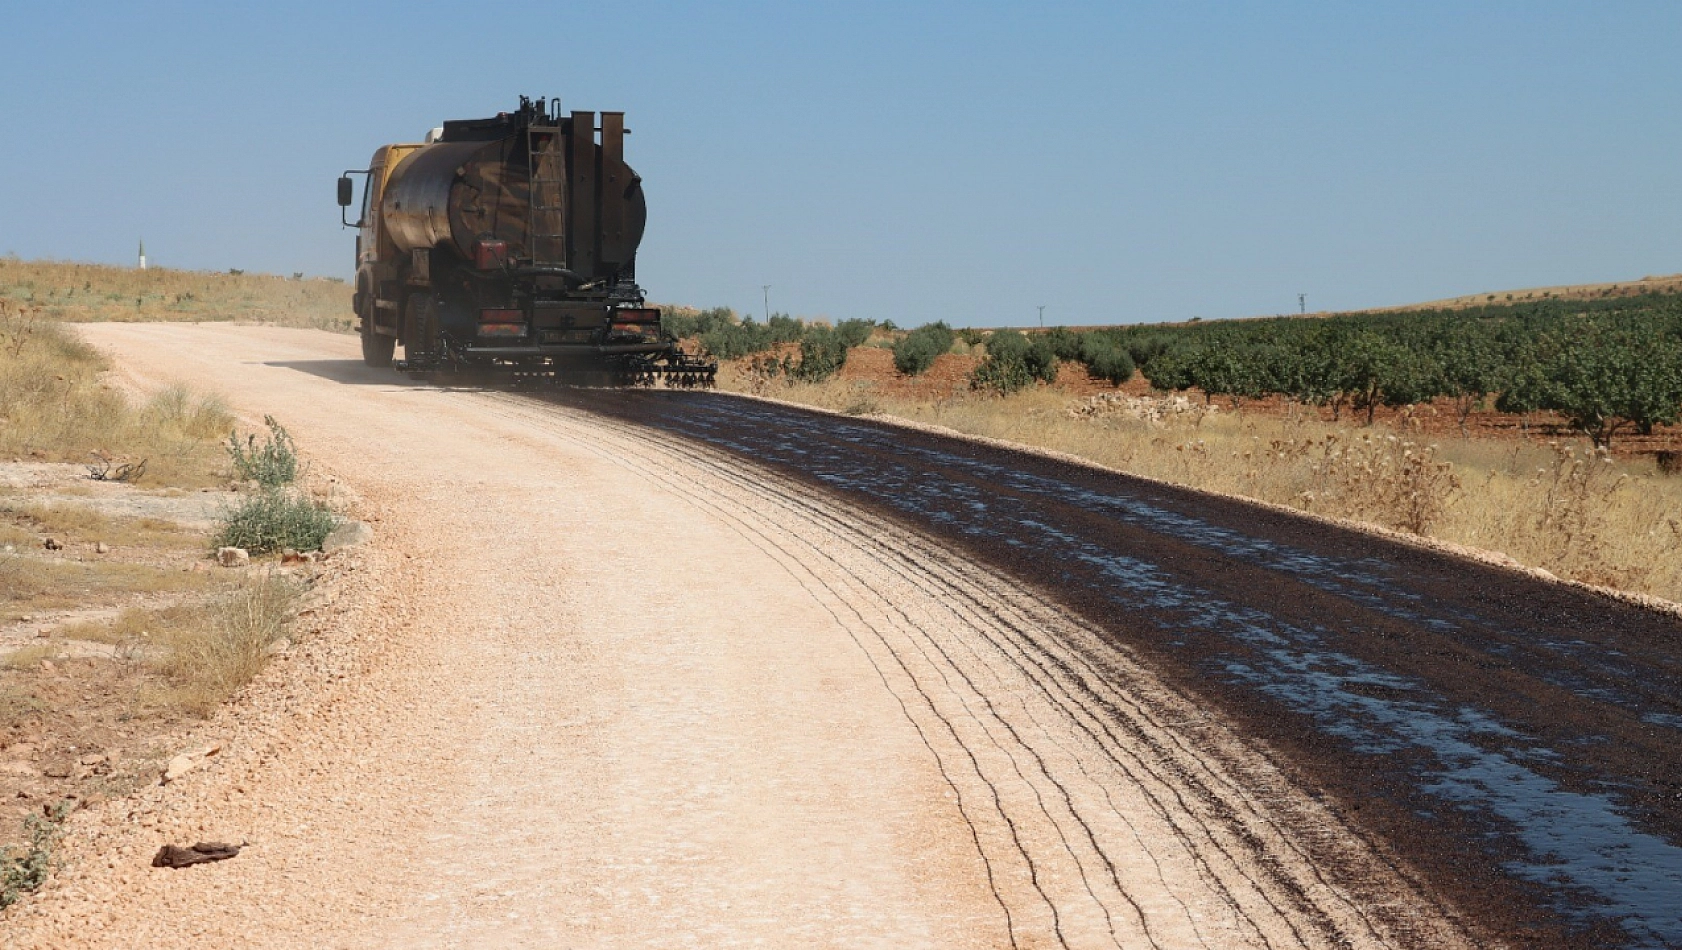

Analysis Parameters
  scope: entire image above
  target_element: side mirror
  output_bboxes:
[337,176,355,208]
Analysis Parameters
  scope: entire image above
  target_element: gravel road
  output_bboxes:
[4,324,1498,948]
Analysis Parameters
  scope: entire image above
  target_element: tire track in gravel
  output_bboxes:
[472,393,1079,947]
[475,389,1478,950]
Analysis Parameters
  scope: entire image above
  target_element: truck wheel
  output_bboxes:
[360,301,395,367]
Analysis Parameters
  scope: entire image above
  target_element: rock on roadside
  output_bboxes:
[322,520,373,554]
[161,744,222,784]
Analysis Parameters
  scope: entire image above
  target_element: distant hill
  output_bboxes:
[1370,273,1682,312]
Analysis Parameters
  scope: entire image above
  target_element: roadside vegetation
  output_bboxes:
[215,415,338,554]
[1,300,233,486]
[673,292,1682,450]
[1,276,341,888]
[54,575,302,717]
[893,322,956,376]
[682,292,1682,604]
[0,256,352,333]
[0,799,70,909]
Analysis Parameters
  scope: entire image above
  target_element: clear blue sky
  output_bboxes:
[3,2,1678,326]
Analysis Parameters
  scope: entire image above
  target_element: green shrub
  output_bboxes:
[971,331,1058,394]
[226,416,298,487]
[766,313,805,344]
[834,318,875,349]
[1123,331,1176,371]
[893,321,956,375]
[1043,327,1085,361]
[794,326,850,381]
[1079,335,1136,384]
[213,490,336,554]
[661,306,736,339]
[1,800,70,909]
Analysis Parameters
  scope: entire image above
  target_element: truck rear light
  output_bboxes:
[479,308,525,337]
[614,308,660,324]
[474,240,509,270]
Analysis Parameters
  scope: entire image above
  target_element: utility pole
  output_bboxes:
[1037,305,1045,328]
[762,285,771,323]
[1298,293,1306,315]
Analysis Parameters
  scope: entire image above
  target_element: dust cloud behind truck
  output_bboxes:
[337,96,714,385]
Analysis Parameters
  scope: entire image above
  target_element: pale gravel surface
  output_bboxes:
[0,324,1475,948]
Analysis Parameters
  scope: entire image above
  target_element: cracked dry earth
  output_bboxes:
[1,324,1473,949]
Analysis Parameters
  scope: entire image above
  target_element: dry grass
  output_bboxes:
[2,645,63,672]
[0,257,353,332]
[0,520,33,548]
[148,575,299,714]
[2,501,193,550]
[1,304,234,486]
[739,373,1682,603]
[47,575,299,715]
[0,687,42,725]
[56,603,180,646]
[0,556,215,612]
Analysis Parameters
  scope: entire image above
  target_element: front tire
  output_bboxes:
[360,300,395,367]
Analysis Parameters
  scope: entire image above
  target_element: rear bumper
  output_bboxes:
[460,341,675,358]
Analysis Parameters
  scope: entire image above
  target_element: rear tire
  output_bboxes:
[360,301,395,367]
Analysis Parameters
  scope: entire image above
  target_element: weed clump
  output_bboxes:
[226,416,299,487]
[220,416,325,553]
[1,800,71,909]
[1293,433,1462,535]
[213,491,335,555]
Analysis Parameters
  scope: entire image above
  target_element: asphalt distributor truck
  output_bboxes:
[338,96,713,386]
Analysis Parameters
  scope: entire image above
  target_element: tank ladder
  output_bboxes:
[526,124,567,266]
